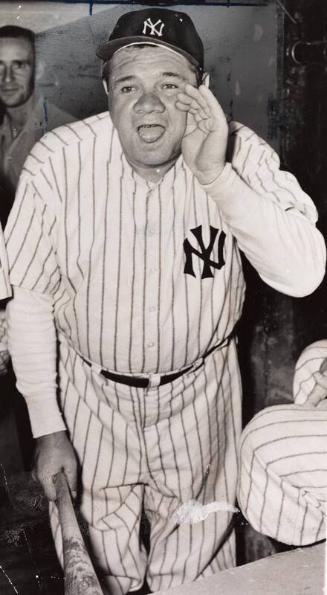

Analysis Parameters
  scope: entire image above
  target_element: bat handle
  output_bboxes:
[54,471,103,595]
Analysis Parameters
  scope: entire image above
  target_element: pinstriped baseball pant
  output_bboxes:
[237,404,327,546]
[49,338,241,595]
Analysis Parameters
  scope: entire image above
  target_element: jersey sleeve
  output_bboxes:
[227,122,318,221]
[202,123,326,297]
[5,153,64,438]
[5,165,61,295]
[0,222,11,300]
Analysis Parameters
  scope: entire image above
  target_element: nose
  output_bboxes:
[0,65,14,83]
[134,92,165,113]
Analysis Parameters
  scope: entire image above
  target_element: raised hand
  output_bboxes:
[176,83,228,185]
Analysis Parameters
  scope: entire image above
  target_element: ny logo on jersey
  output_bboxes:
[142,18,165,37]
[183,225,226,279]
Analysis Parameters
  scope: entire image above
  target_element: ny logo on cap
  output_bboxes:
[142,18,165,37]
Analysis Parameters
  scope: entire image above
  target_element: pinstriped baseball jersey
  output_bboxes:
[0,225,10,301]
[6,111,245,374]
[5,112,318,377]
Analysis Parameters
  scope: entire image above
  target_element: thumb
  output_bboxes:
[62,465,77,500]
[38,472,57,501]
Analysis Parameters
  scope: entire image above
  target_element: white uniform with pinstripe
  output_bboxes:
[5,112,325,594]
[238,341,327,546]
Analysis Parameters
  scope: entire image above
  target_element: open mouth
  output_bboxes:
[137,124,165,143]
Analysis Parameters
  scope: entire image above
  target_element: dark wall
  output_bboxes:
[280,0,327,352]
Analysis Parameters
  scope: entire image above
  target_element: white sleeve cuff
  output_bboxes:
[23,396,67,438]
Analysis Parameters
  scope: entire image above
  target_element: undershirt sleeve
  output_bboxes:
[7,285,66,438]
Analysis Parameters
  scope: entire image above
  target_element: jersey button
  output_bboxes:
[147,226,157,236]
[147,342,155,348]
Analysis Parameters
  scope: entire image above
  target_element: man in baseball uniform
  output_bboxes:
[4,8,326,594]
[238,340,327,547]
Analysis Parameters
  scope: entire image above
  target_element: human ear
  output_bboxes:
[102,78,109,95]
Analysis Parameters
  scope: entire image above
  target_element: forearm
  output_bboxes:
[7,286,66,438]
[203,164,326,296]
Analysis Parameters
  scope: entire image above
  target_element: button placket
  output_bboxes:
[145,186,160,358]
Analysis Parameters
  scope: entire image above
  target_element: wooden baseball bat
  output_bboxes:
[54,471,103,595]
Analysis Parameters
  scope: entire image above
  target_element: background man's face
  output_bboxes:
[0,37,34,108]
[108,46,197,172]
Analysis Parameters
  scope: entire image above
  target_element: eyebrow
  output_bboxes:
[113,75,136,86]
[161,71,187,80]
[113,71,187,86]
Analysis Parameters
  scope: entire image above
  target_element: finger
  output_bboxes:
[176,99,209,119]
[294,393,307,405]
[38,473,57,501]
[298,374,327,407]
[176,92,210,117]
[306,393,325,407]
[64,466,78,499]
[199,85,228,123]
[182,83,210,109]
[175,100,191,112]
[314,371,327,389]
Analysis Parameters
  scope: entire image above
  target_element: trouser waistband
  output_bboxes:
[79,331,235,389]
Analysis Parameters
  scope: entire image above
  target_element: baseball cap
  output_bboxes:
[96,8,204,73]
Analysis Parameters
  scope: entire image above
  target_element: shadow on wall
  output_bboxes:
[34,2,278,145]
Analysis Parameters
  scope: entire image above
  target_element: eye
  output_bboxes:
[120,85,136,94]
[162,83,178,90]
[12,61,29,71]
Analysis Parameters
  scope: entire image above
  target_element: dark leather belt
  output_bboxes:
[82,334,234,388]
[83,359,193,388]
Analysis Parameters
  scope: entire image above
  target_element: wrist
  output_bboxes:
[196,163,226,186]
[35,430,67,444]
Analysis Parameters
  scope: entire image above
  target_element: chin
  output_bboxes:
[1,96,23,108]
[136,146,180,167]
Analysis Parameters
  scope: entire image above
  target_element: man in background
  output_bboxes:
[0,25,73,225]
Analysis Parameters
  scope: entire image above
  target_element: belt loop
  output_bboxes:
[148,373,161,389]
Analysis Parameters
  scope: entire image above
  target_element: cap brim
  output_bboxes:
[96,36,201,69]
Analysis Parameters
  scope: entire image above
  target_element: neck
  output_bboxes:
[129,157,178,183]
[6,94,35,130]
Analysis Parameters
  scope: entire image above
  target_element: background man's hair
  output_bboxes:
[0,25,35,46]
